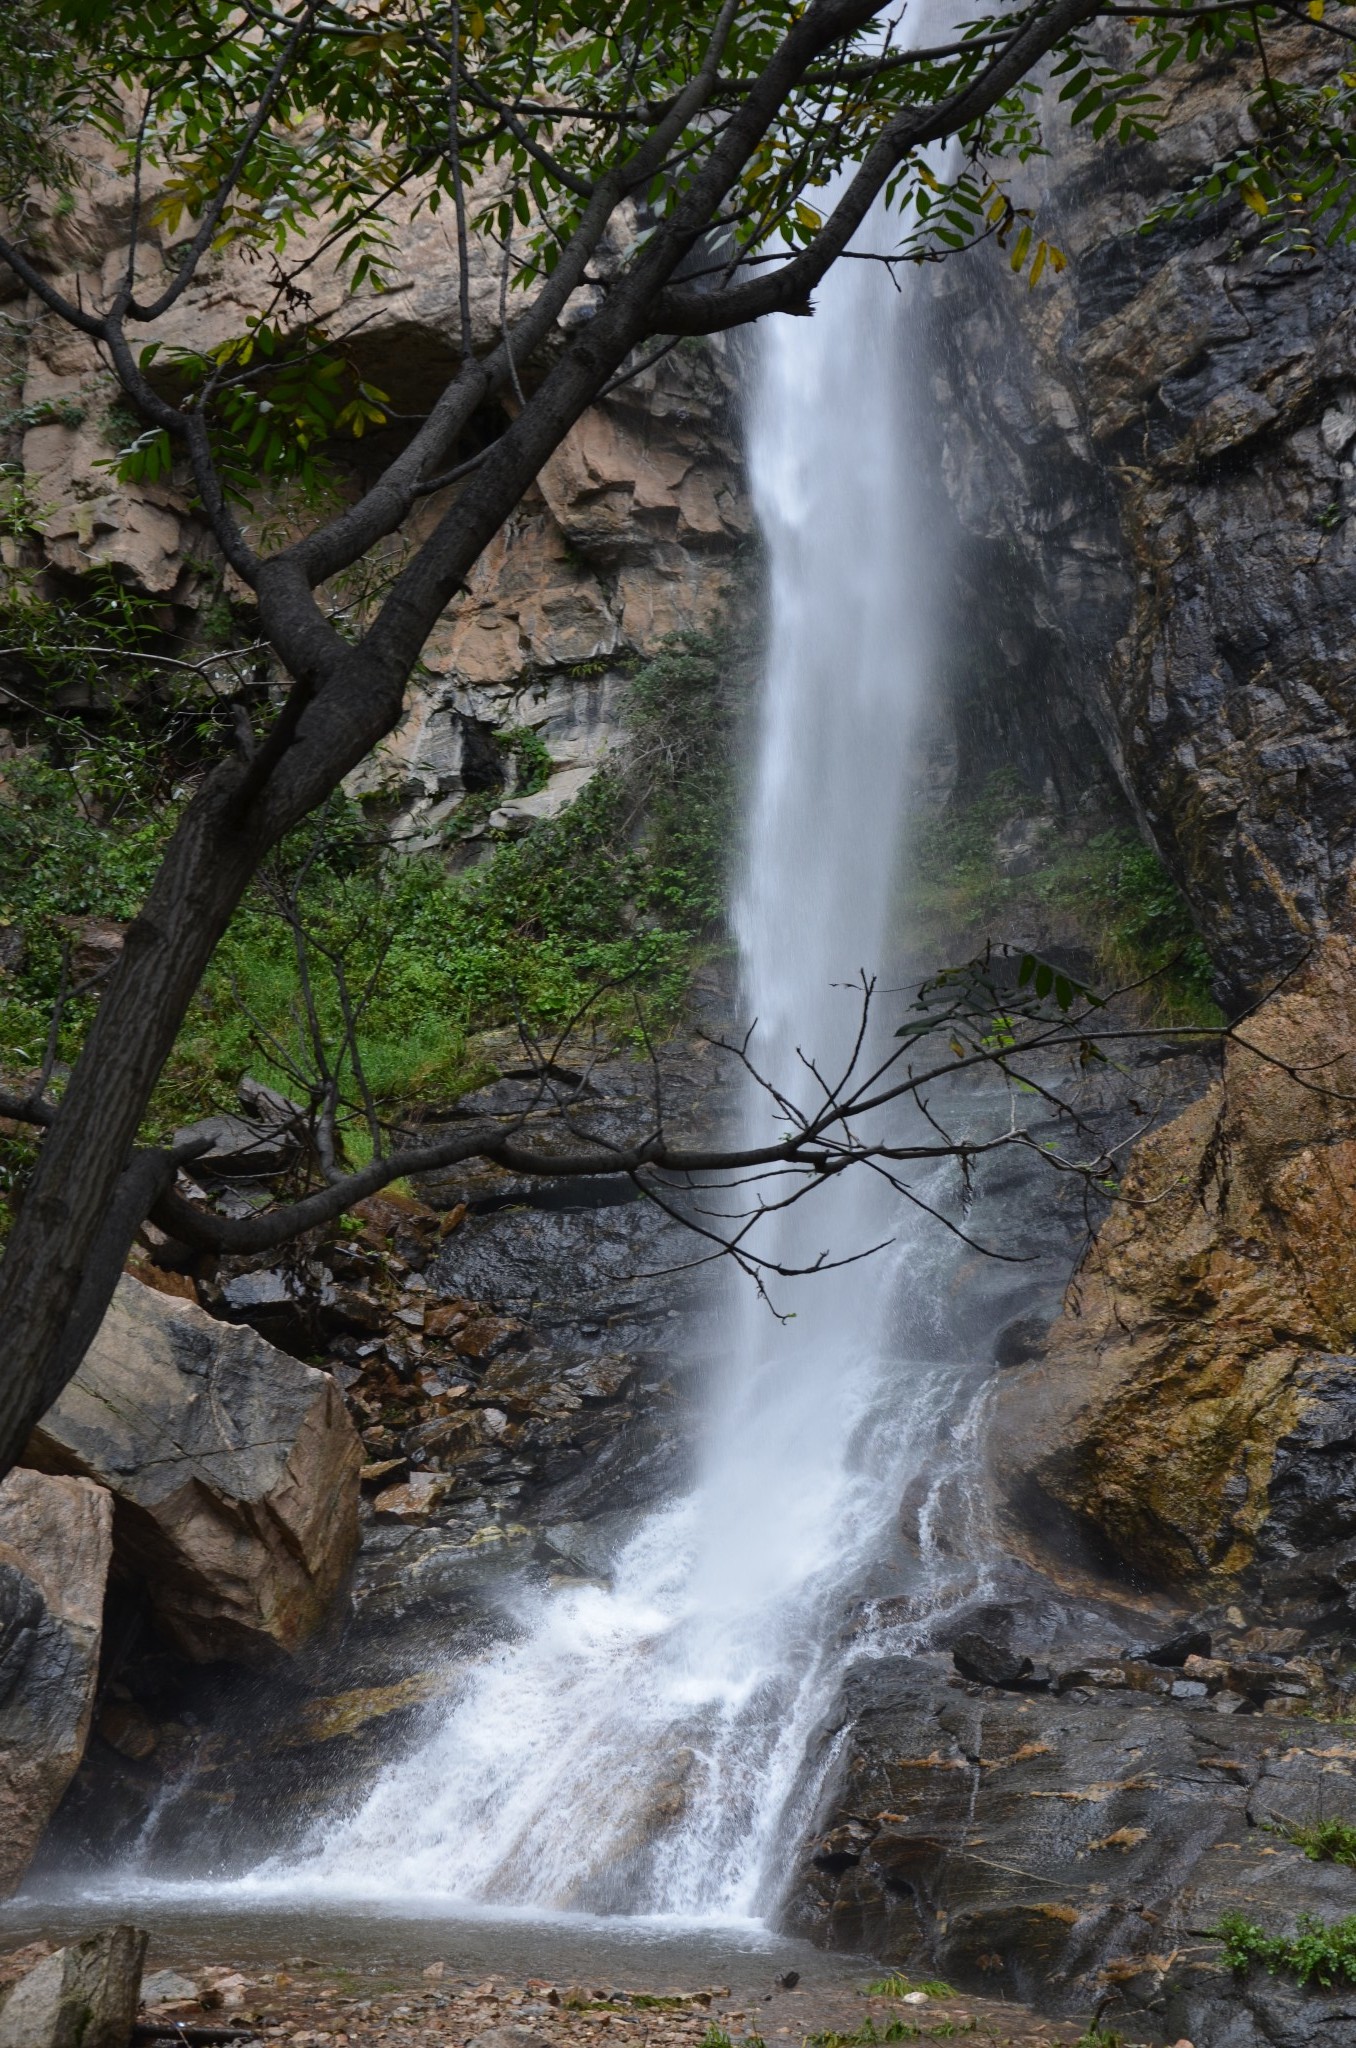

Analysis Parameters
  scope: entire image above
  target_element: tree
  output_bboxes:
[0,0,1349,1477]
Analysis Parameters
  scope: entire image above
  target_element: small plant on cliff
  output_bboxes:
[1270,1817,1356,1867]
[1216,1908,1356,1989]
[911,774,1218,1025]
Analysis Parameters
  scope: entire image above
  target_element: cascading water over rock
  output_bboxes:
[224,219,972,1921]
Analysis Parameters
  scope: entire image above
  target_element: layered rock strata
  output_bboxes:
[2,140,748,847]
[990,929,1356,1615]
[790,1649,1356,2047]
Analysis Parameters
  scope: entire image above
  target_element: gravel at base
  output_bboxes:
[119,1961,1112,2048]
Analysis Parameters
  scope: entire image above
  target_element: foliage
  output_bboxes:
[498,723,553,798]
[864,1979,955,2001]
[0,637,738,1143]
[909,772,1219,1024]
[1075,2028,1123,2048]
[120,321,392,506]
[0,0,84,219]
[1142,49,1356,261]
[1271,1817,1356,1866]
[1216,1908,1356,1989]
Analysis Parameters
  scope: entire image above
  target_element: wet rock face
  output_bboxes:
[0,1468,113,1899]
[25,1276,362,1666]
[989,933,1356,1614]
[787,1652,1356,2046]
[930,32,1356,1006]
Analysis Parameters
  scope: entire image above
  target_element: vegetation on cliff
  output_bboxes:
[1,623,738,1220]
[911,770,1218,1024]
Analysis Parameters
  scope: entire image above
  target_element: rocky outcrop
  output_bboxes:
[929,30,1356,1007]
[0,1467,113,1898]
[989,930,1356,1613]
[0,1927,146,2048]
[788,1651,1356,2046]
[2,139,748,850]
[25,1275,362,1666]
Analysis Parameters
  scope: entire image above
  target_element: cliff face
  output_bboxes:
[1,138,748,845]
[928,35,1356,1010]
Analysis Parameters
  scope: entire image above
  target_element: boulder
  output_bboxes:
[0,1927,146,2048]
[26,1276,362,1666]
[991,935,1356,1612]
[0,1468,113,1898]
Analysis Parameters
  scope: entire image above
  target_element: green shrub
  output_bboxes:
[0,636,741,1149]
[1272,1817,1356,1866]
[908,772,1218,1025]
[1216,1908,1356,1989]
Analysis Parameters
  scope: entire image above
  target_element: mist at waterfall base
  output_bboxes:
[9,213,1003,1964]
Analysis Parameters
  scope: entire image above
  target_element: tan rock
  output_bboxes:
[0,1468,113,1898]
[26,1276,362,1666]
[373,1470,451,1520]
[992,932,1356,1596]
[0,1927,147,2048]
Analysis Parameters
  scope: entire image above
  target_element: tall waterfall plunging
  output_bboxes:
[99,214,971,1926]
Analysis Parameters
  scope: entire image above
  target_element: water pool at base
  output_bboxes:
[0,1895,870,1993]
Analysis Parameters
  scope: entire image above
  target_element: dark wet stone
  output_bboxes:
[950,1632,1035,1689]
[1142,1626,1212,1668]
[785,1652,1356,2044]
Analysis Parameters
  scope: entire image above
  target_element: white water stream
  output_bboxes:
[210,217,975,1923]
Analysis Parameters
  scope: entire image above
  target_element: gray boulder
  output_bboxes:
[0,1468,113,1898]
[0,1927,147,2048]
[26,1276,362,1666]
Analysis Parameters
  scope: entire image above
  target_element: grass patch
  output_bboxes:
[1216,1908,1356,1989]
[864,1977,954,2001]
[1075,2028,1122,2048]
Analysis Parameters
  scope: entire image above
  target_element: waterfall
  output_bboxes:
[232,230,961,1923]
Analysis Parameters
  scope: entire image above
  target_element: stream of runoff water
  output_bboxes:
[7,161,993,1971]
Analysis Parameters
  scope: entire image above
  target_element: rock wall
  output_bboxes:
[927,30,1356,1009]
[991,924,1356,1614]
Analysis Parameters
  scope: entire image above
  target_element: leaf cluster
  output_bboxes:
[1217,1908,1356,1989]
[1271,1816,1356,1865]
[1143,52,1356,259]
[120,319,390,503]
